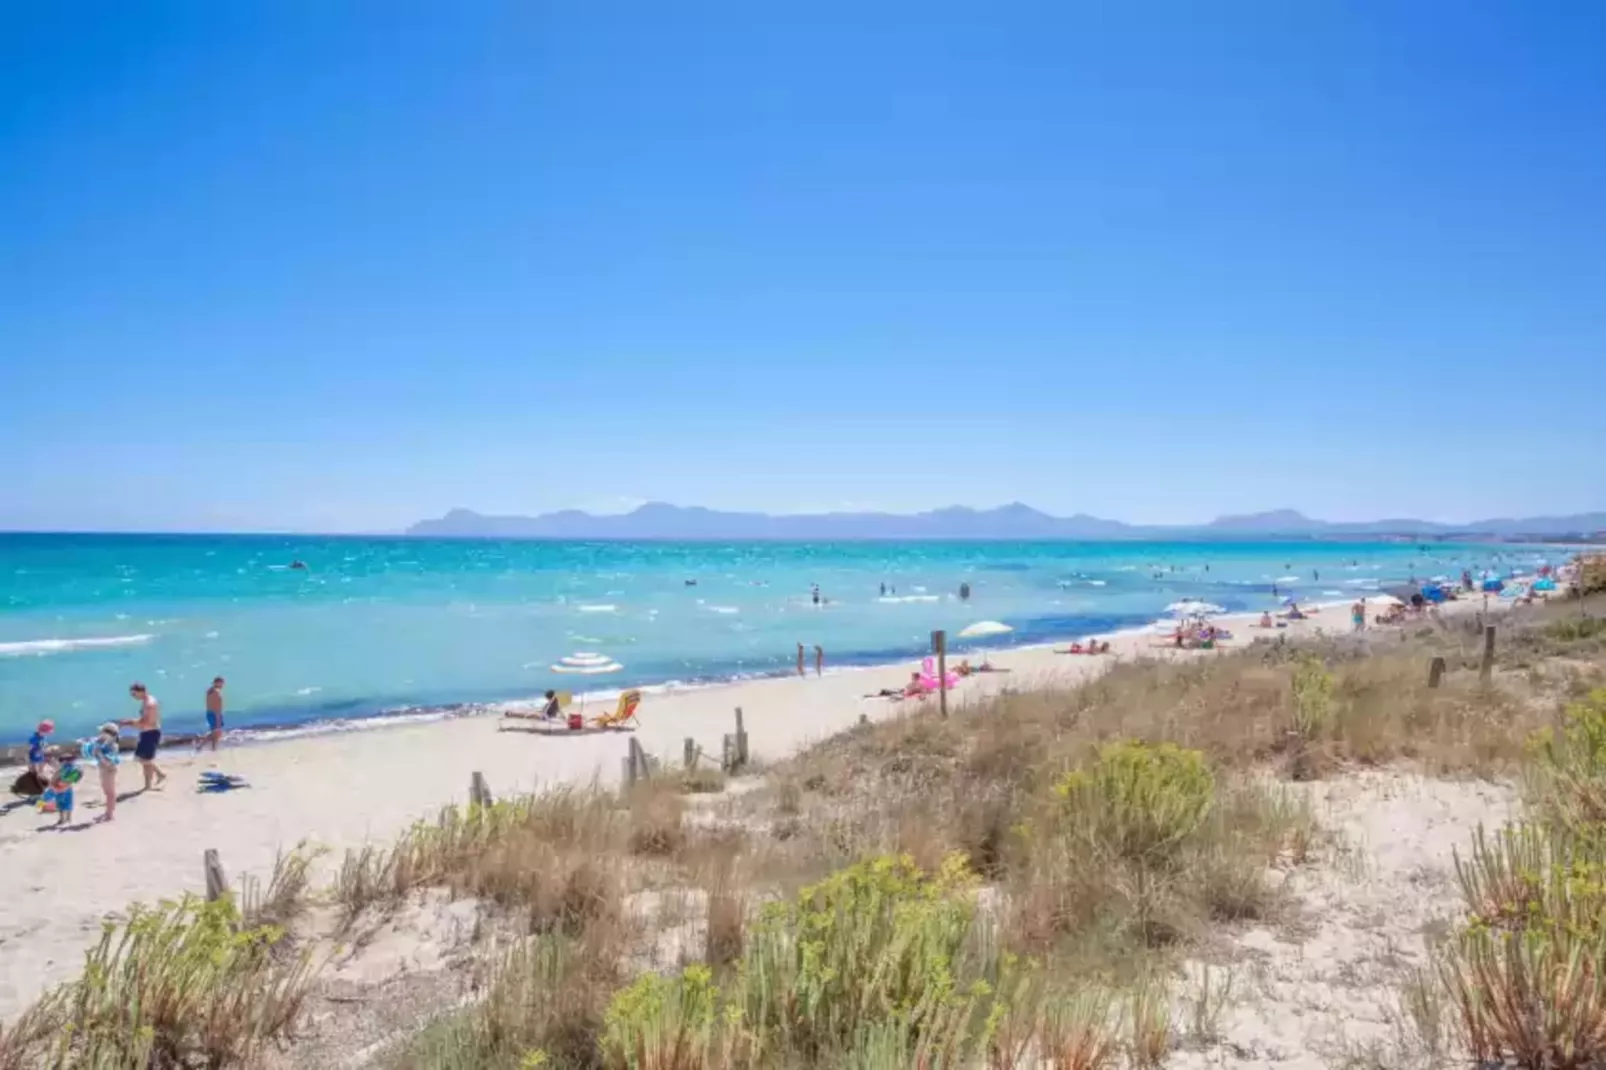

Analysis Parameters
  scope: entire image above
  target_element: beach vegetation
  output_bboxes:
[0,895,315,1070]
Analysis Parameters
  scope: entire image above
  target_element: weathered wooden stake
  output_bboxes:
[1479,625,1497,682]
[203,848,228,902]
[469,770,493,808]
[859,713,869,727]
[628,737,647,781]
[1427,656,1446,689]
[684,736,697,770]
[722,733,736,773]
[734,707,749,767]
[932,629,948,718]
[622,756,634,786]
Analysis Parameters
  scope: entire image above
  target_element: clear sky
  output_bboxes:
[3,2,1604,533]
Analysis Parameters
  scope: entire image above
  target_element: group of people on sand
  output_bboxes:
[18,676,227,828]
[1167,622,1229,650]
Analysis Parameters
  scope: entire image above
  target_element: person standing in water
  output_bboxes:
[796,643,805,676]
[120,682,167,791]
[814,645,824,676]
[198,676,225,752]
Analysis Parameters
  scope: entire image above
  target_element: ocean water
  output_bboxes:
[0,534,1557,743]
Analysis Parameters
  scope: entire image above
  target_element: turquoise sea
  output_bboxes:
[0,534,1558,743]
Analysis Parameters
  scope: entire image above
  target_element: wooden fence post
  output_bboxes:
[628,737,647,782]
[734,707,749,768]
[1427,656,1447,689]
[1479,626,1497,682]
[469,771,493,808]
[203,848,228,902]
[722,734,736,773]
[684,737,697,770]
[932,630,948,718]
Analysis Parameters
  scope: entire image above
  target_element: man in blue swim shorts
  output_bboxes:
[120,681,168,791]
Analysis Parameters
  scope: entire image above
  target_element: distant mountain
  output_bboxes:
[406,504,1606,540]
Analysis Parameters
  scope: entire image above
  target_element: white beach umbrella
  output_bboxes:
[958,620,1013,639]
[551,651,624,675]
[1165,600,1224,617]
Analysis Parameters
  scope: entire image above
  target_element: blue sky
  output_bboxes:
[2,1,1603,532]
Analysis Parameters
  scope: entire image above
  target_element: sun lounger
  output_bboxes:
[591,690,642,730]
[504,691,573,721]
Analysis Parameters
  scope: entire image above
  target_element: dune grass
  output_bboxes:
[0,896,316,1070]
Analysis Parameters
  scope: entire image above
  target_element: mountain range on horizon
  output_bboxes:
[406,503,1606,541]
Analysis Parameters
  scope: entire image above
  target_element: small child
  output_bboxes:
[27,719,55,783]
[38,749,83,827]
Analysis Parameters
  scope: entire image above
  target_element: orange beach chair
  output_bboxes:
[591,690,642,730]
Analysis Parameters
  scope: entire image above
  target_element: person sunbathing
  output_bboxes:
[903,672,927,698]
[1258,612,1274,628]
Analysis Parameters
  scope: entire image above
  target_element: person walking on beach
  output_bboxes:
[796,643,805,676]
[89,723,121,822]
[1351,600,1366,633]
[198,676,225,753]
[120,682,167,791]
[814,644,824,676]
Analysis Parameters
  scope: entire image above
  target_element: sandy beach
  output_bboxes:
[0,598,1471,1021]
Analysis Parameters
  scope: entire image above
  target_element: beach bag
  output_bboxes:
[567,712,584,731]
[10,769,46,798]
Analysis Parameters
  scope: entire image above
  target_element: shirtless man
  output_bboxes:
[120,681,167,790]
[199,676,225,752]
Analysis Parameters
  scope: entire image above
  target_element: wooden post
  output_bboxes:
[628,737,647,782]
[684,737,697,770]
[932,629,948,718]
[469,771,493,808]
[859,713,869,727]
[722,733,735,773]
[734,707,749,767]
[203,848,228,902]
[1427,656,1446,689]
[1479,626,1496,682]
[622,756,634,787]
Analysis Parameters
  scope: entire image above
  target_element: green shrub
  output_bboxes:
[740,852,991,1061]
[0,896,314,1069]
[1054,741,1216,862]
[1530,689,1606,829]
[601,965,734,1070]
[1436,821,1606,1066]
[1290,655,1335,740]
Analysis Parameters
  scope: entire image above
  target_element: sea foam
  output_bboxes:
[0,633,154,658]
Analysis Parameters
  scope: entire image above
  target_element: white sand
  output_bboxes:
[0,597,1470,1021]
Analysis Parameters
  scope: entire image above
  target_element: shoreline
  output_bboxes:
[0,608,1168,763]
[0,597,1349,765]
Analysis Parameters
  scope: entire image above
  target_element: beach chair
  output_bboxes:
[591,690,642,730]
